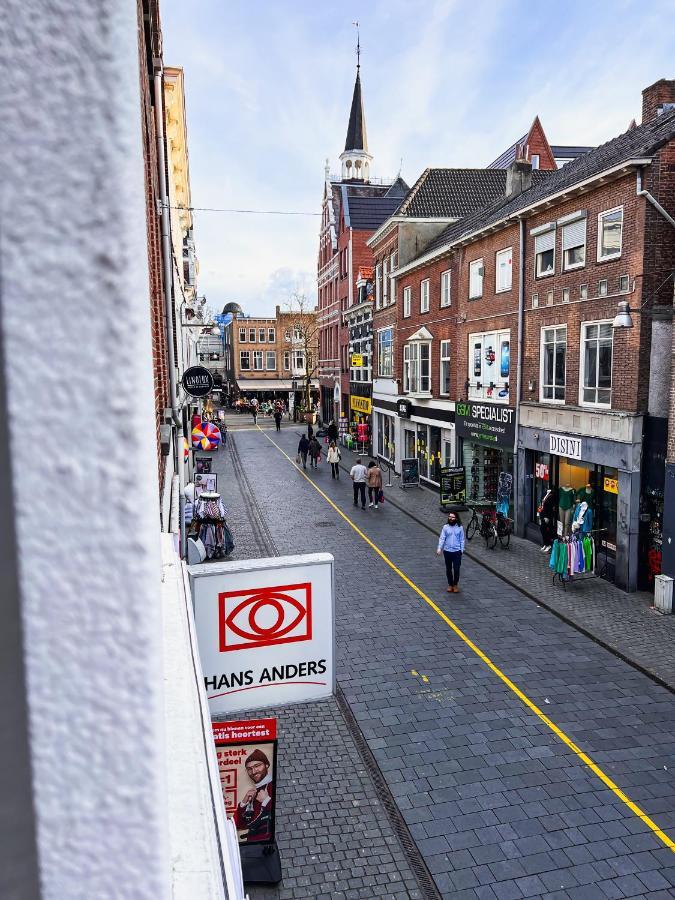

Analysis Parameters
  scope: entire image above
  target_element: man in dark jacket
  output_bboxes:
[327,419,338,443]
[308,436,321,469]
[273,409,282,432]
[297,434,309,469]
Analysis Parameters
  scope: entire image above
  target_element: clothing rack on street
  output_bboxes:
[550,527,609,589]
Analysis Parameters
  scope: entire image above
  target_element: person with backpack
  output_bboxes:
[366,460,383,509]
[297,434,309,469]
[308,436,321,469]
[326,441,341,479]
[436,511,465,593]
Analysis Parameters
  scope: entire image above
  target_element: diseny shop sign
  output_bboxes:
[189,553,335,715]
[455,401,516,449]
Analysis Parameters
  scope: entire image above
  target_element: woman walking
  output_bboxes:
[326,441,341,479]
[436,511,465,593]
[366,460,383,509]
[308,436,321,469]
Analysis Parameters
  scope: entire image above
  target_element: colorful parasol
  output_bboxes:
[183,437,190,462]
[191,421,221,451]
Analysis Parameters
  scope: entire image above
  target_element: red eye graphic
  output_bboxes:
[219,582,312,651]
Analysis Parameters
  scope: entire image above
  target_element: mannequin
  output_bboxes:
[538,487,558,551]
[558,484,575,535]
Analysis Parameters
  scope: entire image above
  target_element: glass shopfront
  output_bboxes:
[463,443,514,506]
[400,422,450,486]
[530,450,618,560]
[376,412,396,462]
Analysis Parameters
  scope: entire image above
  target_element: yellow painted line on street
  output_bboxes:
[258,427,675,852]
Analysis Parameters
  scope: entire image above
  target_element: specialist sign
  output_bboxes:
[190,553,335,715]
[213,719,278,846]
[182,365,214,398]
[549,433,582,460]
[454,401,516,449]
[350,395,372,415]
[440,466,466,507]
[400,457,420,487]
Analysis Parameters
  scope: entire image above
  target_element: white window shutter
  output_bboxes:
[562,219,586,250]
[535,230,555,254]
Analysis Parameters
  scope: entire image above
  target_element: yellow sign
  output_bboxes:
[351,353,363,367]
[350,395,372,415]
[604,476,618,495]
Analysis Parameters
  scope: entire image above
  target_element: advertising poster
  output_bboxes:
[196,457,213,474]
[440,466,466,507]
[195,473,218,497]
[401,457,420,487]
[189,553,335,715]
[213,719,278,846]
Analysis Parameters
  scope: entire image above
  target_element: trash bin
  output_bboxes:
[654,574,673,614]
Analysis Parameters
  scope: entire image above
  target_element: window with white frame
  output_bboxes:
[283,350,290,370]
[403,285,411,318]
[440,270,451,307]
[420,278,430,312]
[258,328,266,342]
[561,216,586,270]
[375,263,382,309]
[534,227,555,277]
[598,207,623,261]
[253,350,264,370]
[496,247,512,292]
[239,327,246,342]
[540,326,566,402]
[266,351,276,370]
[440,340,451,395]
[580,322,613,406]
[377,327,393,377]
[249,327,256,342]
[403,341,431,394]
[390,250,397,272]
[469,259,484,299]
[389,251,397,304]
[383,257,388,306]
[284,328,291,341]
[240,350,250,370]
[268,327,275,342]
[293,350,305,370]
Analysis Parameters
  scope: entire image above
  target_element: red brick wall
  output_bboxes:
[642,79,675,124]
[372,229,401,385]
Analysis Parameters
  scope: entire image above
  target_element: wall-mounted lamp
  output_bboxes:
[528,378,537,392]
[476,382,483,391]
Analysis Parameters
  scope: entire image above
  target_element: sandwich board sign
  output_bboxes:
[189,553,335,715]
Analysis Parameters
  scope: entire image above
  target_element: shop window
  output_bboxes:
[377,327,393,377]
[377,413,395,462]
[496,247,512,292]
[403,341,431,395]
[253,350,264,370]
[580,322,613,406]
[561,216,586,271]
[440,340,451,395]
[534,227,555,277]
[240,350,250,370]
[464,442,513,507]
[598,207,623,261]
[540,326,566,402]
[266,351,276,370]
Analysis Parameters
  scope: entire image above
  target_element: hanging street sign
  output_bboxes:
[182,365,214,398]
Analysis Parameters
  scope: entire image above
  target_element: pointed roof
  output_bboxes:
[344,68,368,153]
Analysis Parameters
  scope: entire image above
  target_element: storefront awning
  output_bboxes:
[236,378,320,392]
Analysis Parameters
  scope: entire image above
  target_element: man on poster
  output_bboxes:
[234,748,275,843]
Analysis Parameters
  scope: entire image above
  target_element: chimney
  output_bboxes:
[505,158,533,200]
[642,78,675,124]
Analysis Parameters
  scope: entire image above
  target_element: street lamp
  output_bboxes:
[612,300,634,329]
[221,301,243,316]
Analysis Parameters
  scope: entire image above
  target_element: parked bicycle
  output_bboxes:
[495,511,513,549]
[466,505,512,550]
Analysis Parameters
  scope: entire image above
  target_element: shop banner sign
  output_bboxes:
[401,457,420,487]
[535,462,549,480]
[549,433,582,459]
[190,553,335,715]
[350,395,371,415]
[440,466,466,507]
[182,365,214,398]
[455,401,515,449]
[397,399,412,418]
[351,353,363,367]
[213,718,278,846]
[604,476,618,494]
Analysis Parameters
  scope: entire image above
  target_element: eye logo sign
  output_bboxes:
[219,583,312,652]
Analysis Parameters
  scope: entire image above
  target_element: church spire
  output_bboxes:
[340,24,373,182]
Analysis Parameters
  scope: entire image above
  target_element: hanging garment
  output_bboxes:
[580,507,593,534]
[556,542,568,575]
[577,539,585,573]
[550,540,559,571]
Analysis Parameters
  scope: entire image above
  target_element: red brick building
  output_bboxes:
[374,80,675,592]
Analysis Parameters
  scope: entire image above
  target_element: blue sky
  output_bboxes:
[161,0,675,318]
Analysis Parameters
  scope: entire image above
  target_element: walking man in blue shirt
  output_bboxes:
[436,512,465,593]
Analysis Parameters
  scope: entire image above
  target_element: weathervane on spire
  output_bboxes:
[352,21,360,70]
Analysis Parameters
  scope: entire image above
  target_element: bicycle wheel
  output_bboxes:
[498,526,510,549]
[485,524,497,550]
[466,514,478,541]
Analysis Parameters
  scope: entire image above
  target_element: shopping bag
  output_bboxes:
[296,453,301,464]
[379,489,385,504]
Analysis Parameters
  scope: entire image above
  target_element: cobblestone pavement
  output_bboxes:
[332,441,675,693]
[198,438,427,900]
[221,425,675,899]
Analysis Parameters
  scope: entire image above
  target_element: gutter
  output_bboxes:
[393,158,654,278]
[514,217,526,535]
[154,66,186,556]
[637,167,675,228]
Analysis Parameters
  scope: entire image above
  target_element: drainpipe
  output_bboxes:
[637,167,675,228]
[154,66,186,555]
[514,216,526,535]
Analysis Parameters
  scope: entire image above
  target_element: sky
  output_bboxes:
[160,0,675,318]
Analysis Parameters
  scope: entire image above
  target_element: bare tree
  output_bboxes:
[284,292,319,416]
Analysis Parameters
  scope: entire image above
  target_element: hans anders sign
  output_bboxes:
[455,401,515,449]
[549,433,582,460]
[189,553,335,715]
[350,395,372,415]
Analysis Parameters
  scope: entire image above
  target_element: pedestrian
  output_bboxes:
[436,511,465,594]
[327,419,338,443]
[366,459,383,509]
[274,409,282,432]
[350,457,368,510]
[307,421,314,441]
[297,434,309,469]
[308,436,321,469]
[326,441,341,479]
[251,397,259,425]
[219,421,228,449]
